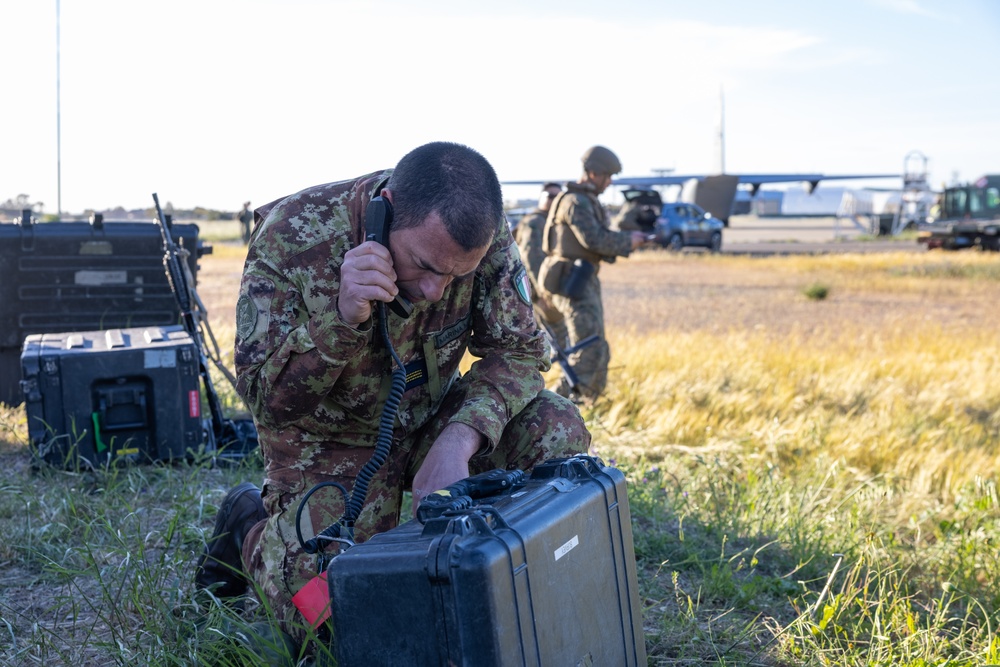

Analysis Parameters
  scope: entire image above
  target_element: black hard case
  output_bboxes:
[0,219,202,405]
[327,456,646,667]
[20,324,204,466]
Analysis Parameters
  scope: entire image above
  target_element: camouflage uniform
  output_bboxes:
[544,181,634,401]
[233,171,589,642]
[513,209,569,350]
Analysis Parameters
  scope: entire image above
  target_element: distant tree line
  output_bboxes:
[0,194,44,212]
[1,194,236,222]
[136,205,231,221]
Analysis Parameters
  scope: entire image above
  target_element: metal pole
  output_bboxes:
[56,0,62,217]
[719,86,726,175]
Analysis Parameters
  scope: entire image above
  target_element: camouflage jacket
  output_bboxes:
[234,171,548,472]
[513,209,548,290]
[544,181,633,265]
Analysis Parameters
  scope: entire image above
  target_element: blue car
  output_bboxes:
[654,202,724,252]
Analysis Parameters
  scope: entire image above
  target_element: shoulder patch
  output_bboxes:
[512,267,532,305]
[236,294,257,339]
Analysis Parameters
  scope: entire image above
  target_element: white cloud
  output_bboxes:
[873,0,941,19]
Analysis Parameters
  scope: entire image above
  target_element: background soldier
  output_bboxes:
[538,145,647,402]
[195,142,589,658]
[514,181,568,350]
[237,201,253,244]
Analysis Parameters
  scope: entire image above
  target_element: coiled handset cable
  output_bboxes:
[296,298,407,567]
[342,301,407,530]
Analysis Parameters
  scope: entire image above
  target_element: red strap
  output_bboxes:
[291,572,332,628]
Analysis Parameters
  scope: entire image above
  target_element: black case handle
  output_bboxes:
[416,468,526,523]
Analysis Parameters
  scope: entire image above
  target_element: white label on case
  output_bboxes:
[554,535,579,561]
[75,270,127,285]
[144,350,177,368]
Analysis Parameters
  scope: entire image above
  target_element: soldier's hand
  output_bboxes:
[338,241,400,327]
[629,231,648,250]
[411,423,483,514]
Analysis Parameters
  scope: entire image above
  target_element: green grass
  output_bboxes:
[802,282,830,300]
[2,251,1000,665]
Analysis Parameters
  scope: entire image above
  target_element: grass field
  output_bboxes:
[1,232,999,665]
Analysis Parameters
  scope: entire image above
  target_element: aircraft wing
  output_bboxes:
[727,173,900,196]
[504,172,900,226]
[617,173,901,196]
[506,173,900,194]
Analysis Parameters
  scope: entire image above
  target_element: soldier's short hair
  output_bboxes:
[388,142,504,251]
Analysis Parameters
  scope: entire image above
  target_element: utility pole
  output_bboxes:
[56,0,62,217]
[718,86,726,175]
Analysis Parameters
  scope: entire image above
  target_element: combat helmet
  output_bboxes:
[582,145,622,175]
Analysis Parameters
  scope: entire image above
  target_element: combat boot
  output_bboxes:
[195,481,267,598]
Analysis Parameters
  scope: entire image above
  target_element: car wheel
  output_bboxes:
[667,233,684,252]
[709,232,722,253]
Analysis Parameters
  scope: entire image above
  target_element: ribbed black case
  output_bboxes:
[0,219,202,404]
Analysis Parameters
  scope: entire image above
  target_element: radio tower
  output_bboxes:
[892,151,931,235]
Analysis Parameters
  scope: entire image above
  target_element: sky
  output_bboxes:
[3,0,999,214]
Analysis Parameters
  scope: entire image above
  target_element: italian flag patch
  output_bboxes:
[513,267,532,305]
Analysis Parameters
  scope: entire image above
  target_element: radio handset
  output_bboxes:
[365,196,413,319]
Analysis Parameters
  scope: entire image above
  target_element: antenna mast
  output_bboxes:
[718,86,726,174]
[56,0,62,217]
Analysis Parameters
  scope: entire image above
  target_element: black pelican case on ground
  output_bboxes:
[0,217,205,405]
[20,324,205,467]
[327,455,646,666]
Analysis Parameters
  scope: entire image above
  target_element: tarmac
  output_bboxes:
[717,215,925,255]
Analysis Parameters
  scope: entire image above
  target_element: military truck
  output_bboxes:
[918,175,1000,251]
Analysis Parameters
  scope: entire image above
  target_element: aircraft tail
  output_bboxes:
[679,174,739,225]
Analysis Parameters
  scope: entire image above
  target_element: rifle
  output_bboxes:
[152,193,256,460]
[541,321,599,394]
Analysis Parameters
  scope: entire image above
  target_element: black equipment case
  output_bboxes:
[20,324,205,467]
[0,217,205,405]
[327,456,646,666]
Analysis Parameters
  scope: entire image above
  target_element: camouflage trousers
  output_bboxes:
[549,274,610,402]
[532,289,569,353]
[241,379,589,646]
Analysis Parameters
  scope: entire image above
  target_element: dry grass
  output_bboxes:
[587,248,1000,664]
[2,241,1000,665]
[603,248,1000,338]
[594,325,1000,504]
